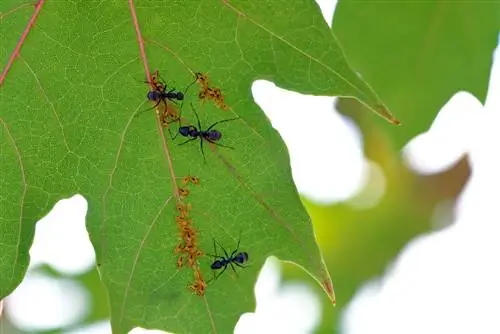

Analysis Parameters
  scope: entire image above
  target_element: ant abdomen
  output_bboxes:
[234,252,248,264]
[205,130,222,142]
[174,92,184,100]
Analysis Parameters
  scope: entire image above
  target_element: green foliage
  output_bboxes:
[333,1,500,149]
[0,1,392,333]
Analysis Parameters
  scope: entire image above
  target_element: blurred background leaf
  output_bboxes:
[332,1,499,149]
[283,98,471,333]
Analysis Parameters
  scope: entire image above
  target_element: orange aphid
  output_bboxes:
[194,72,229,111]
[176,255,184,269]
[176,203,191,216]
[182,175,200,185]
[160,103,179,127]
[187,255,197,267]
[189,268,207,296]
[195,72,209,88]
[176,217,192,229]
[175,242,186,254]
[189,280,206,296]
[149,69,164,90]
[179,187,189,198]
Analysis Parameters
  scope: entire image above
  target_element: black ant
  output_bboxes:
[135,71,190,120]
[208,237,249,282]
[146,71,184,109]
[176,103,239,162]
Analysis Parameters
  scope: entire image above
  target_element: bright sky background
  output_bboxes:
[3,1,500,333]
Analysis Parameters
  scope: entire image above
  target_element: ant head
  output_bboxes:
[179,125,197,137]
[147,91,160,101]
[210,259,225,270]
[176,92,184,100]
[206,130,222,141]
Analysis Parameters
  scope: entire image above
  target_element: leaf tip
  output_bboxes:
[322,279,337,306]
[374,104,401,126]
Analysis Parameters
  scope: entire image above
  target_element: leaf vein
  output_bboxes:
[118,195,173,327]
[221,0,368,100]
[20,56,72,152]
[0,118,27,291]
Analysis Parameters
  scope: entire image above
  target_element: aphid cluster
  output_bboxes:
[174,202,207,295]
[141,69,248,296]
[175,203,201,268]
[189,267,207,296]
[195,72,229,111]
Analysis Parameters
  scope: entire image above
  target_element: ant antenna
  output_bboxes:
[206,237,222,261]
[173,76,199,129]
[189,103,203,131]
[189,105,209,163]
[235,230,242,252]
[205,116,241,132]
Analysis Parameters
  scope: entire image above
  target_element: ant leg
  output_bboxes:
[234,261,249,269]
[200,138,206,164]
[190,103,203,131]
[229,262,239,277]
[179,75,198,117]
[192,105,204,162]
[214,239,230,260]
[236,231,242,250]
[171,121,183,140]
[171,130,180,140]
[178,73,196,104]
[205,117,240,132]
[165,124,176,140]
[184,75,198,95]
[151,99,163,110]
[230,250,237,259]
[213,238,219,258]
[156,73,167,87]
[229,239,239,259]
[178,138,197,146]
[135,98,163,118]
[206,139,234,150]
[161,104,182,140]
[207,270,218,284]
[169,99,179,106]
[209,265,228,282]
[176,79,197,129]
[206,253,223,259]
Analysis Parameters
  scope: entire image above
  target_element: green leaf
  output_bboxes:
[332,1,499,149]
[0,0,392,332]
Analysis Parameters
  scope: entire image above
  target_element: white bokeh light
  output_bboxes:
[236,258,321,334]
[402,91,479,174]
[315,0,338,27]
[128,327,170,334]
[341,220,500,334]
[252,80,368,203]
[6,272,90,331]
[29,194,95,275]
[67,321,112,334]
[347,161,386,210]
